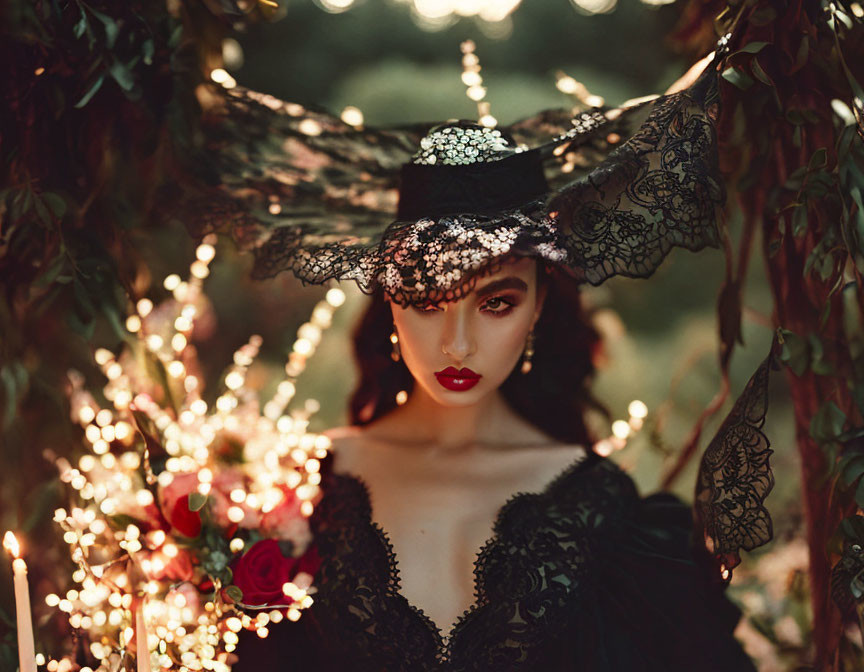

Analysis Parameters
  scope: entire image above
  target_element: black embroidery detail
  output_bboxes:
[695,334,780,578]
[832,537,864,613]
[547,69,725,286]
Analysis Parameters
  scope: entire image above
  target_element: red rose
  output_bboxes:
[231,539,302,607]
[158,473,202,538]
[169,494,202,538]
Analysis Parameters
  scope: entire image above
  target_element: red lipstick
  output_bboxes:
[434,366,481,392]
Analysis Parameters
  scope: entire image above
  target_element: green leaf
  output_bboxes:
[751,57,774,88]
[130,407,164,455]
[108,60,135,92]
[103,304,127,341]
[785,165,807,190]
[808,147,828,171]
[87,7,119,48]
[792,205,808,237]
[779,328,810,376]
[33,254,66,289]
[224,585,243,603]
[72,278,97,319]
[841,515,864,542]
[809,334,834,375]
[188,492,208,512]
[819,253,836,281]
[842,455,864,486]
[75,74,105,108]
[42,193,67,219]
[810,401,847,442]
[66,309,95,340]
[722,67,754,91]
[735,41,770,55]
[0,364,28,429]
[73,9,88,38]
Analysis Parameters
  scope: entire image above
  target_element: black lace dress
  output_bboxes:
[234,449,757,671]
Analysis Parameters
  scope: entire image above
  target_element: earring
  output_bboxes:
[390,330,401,362]
[520,329,535,374]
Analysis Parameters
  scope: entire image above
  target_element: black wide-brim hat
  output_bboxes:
[173,48,727,307]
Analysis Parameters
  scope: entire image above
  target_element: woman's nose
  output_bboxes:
[440,303,476,361]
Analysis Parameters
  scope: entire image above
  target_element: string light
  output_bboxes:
[460,41,497,128]
[555,70,605,108]
[390,0,522,29]
[569,0,618,15]
[592,399,648,456]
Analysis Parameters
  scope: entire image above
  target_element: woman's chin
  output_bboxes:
[421,380,492,407]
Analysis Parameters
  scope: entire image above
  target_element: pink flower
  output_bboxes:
[260,485,312,551]
[208,468,262,529]
[148,547,195,583]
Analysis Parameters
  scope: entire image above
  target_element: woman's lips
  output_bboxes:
[434,366,481,392]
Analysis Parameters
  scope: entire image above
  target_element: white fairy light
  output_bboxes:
[611,420,631,439]
[569,0,617,15]
[315,0,355,12]
[163,274,181,291]
[126,315,142,333]
[628,400,648,418]
[136,299,154,318]
[340,106,364,127]
[298,119,323,137]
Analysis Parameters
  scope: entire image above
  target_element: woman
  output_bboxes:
[234,259,755,670]
[226,51,759,663]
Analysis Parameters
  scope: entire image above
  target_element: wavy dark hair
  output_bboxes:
[347,261,608,447]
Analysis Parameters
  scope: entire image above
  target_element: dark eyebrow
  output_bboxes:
[475,277,529,299]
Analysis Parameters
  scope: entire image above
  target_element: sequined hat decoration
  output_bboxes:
[412,124,519,166]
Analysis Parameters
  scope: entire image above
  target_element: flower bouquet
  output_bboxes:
[42,236,346,671]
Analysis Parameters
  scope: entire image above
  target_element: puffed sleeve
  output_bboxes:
[568,490,757,672]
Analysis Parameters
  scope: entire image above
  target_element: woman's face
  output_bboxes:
[389,256,546,408]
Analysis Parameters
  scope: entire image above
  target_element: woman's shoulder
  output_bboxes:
[320,425,363,442]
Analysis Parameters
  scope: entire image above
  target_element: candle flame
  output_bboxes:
[3,531,20,558]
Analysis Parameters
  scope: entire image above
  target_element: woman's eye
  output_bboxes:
[481,296,515,315]
[414,303,442,314]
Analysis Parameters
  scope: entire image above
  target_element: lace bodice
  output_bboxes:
[234,450,757,671]
[312,450,606,669]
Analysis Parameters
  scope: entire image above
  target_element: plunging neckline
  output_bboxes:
[319,445,599,662]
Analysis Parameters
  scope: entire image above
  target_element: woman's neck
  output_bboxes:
[369,385,539,452]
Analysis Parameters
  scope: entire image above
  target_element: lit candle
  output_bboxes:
[3,532,37,672]
[135,598,152,672]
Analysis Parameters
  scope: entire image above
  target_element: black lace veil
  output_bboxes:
[172,49,726,306]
